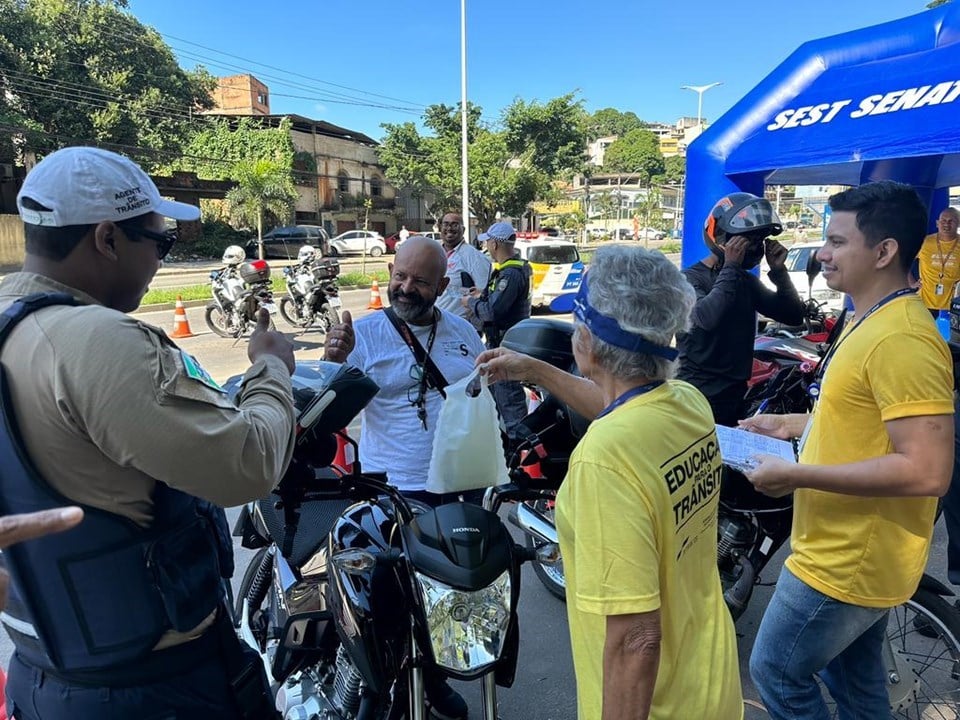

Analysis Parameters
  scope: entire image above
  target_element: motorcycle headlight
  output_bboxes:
[415,570,511,674]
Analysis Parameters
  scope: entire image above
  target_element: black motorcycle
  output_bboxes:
[227,361,560,720]
[500,315,960,719]
[280,257,342,333]
[206,258,278,338]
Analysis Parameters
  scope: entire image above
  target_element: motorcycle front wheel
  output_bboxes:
[235,547,273,650]
[523,498,566,601]
[322,305,341,333]
[204,303,241,338]
[279,297,311,328]
[823,584,960,718]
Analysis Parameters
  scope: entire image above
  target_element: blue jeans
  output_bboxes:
[491,379,528,442]
[6,652,243,720]
[942,397,960,585]
[749,566,890,720]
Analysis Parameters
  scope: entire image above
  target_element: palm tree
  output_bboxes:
[226,159,298,259]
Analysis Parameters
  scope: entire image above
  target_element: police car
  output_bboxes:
[514,234,585,308]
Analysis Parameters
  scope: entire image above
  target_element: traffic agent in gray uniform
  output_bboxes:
[0,147,296,720]
[464,222,532,442]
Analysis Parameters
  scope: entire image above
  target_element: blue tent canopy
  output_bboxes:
[682,4,960,267]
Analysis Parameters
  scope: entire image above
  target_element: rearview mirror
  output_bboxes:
[805,252,822,284]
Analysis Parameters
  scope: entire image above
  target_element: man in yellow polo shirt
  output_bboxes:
[740,181,954,720]
[916,206,960,311]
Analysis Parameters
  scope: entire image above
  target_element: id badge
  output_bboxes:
[936,283,945,296]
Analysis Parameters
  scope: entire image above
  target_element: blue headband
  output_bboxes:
[550,274,679,361]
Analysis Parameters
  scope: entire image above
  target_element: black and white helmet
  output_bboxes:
[297,245,317,263]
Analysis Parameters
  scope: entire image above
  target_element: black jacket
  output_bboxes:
[677,261,805,397]
[469,257,532,347]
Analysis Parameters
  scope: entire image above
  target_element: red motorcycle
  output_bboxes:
[746,297,840,414]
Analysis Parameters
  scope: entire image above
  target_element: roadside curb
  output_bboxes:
[134,287,372,315]
[134,299,209,315]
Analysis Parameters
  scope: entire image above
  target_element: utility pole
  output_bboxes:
[681,82,722,134]
[460,0,470,242]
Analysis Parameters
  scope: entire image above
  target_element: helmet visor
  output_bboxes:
[725,198,781,233]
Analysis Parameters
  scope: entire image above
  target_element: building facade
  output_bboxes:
[206,74,271,116]
[206,74,404,237]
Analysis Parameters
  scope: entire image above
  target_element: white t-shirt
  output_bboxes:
[435,242,492,327]
[347,309,486,491]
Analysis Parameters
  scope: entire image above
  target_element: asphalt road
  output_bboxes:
[149,256,391,290]
[0,283,954,719]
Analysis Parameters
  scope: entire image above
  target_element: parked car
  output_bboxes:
[394,230,442,252]
[515,238,584,308]
[759,240,842,312]
[329,229,387,257]
[246,225,329,260]
[384,232,402,253]
[611,227,664,242]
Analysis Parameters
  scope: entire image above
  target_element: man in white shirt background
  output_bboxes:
[433,211,492,331]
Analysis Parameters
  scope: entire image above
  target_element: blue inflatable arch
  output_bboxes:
[682,4,960,268]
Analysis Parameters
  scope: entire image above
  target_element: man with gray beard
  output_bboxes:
[322,236,482,719]
[323,236,484,499]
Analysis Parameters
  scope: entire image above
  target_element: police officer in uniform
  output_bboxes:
[0,147,296,719]
[463,222,532,442]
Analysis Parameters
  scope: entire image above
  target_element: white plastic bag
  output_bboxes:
[426,368,510,494]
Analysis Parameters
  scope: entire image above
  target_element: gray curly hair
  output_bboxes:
[576,245,695,381]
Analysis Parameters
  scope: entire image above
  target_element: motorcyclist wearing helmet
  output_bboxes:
[677,192,805,425]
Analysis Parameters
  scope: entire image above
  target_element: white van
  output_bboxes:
[760,241,842,312]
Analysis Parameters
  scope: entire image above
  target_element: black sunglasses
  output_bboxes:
[122,225,178,260]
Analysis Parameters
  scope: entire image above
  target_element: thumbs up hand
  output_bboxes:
[248,308,295,374]
[324,310,355,363]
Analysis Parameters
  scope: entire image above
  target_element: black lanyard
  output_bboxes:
[808,287,915,398]
[595,381,665,420]
[400,311,439,431]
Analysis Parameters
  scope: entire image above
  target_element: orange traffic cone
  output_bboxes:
[170,295,195,339]
[519,450,545,480]
[367,280,384,310]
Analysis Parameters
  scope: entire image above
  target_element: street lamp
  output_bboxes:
[680,82,722,133]
[460,0,470,240]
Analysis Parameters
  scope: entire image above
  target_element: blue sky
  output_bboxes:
[127,0,933,141]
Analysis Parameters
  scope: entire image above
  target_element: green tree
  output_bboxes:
[927,0,951,7]
[785,201,803,235]
[502,93,587,178]
[603,128,665,184]
[225,159,297,259]
[166,116,297,180]
[660,155,686,185]
[0,0,215,166]
[587,108,644,140]
[379,97,585,230]
[594,191,619,233]
[635,187,663,246]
